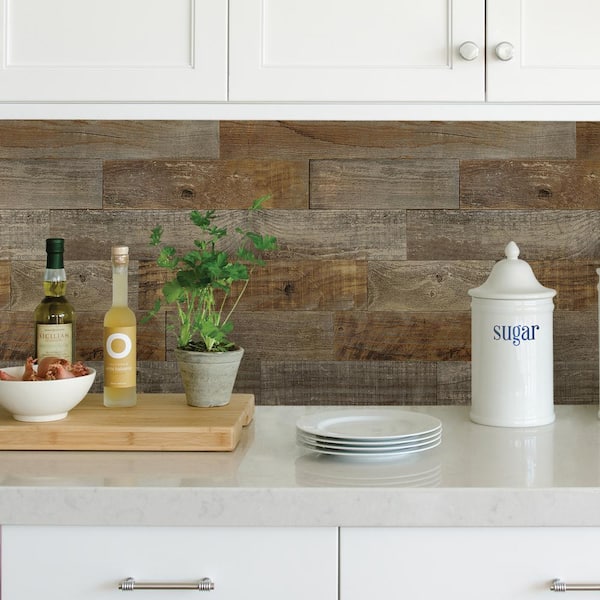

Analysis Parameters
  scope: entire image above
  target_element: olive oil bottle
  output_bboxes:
[103,246,137,407]
[34,238,75,362]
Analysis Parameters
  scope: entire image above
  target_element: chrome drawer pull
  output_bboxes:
[119,577,214,592]
[551,579,600,592]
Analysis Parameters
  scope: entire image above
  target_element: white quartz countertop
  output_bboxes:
[1,405,599,528]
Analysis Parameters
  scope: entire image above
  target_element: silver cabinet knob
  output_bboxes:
[495,42,515,61]
[458,41,480,61]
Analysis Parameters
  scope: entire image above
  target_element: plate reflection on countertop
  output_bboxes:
[295,447,441,488]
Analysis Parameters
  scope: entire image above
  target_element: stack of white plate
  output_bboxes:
[296,409,442,459]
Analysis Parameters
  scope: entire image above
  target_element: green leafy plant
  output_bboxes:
[142,196,277,352]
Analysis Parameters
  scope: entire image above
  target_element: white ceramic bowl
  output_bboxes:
[0,366,96,422]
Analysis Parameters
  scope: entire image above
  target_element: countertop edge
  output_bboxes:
[2,486,600,528]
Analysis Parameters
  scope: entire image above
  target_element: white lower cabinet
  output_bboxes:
[340,527,600,600]
[1,526,338,600]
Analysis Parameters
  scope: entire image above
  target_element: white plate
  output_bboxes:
[296,409,442,442]
[297,437,442,459]
[296,431,441,452]
[297,428,442,448]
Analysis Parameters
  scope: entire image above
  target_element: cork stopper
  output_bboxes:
[111,246,129,265]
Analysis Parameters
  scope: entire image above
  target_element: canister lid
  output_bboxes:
[468,241,556,300]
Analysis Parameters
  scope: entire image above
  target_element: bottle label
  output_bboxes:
[36,324,73,362]
[104,326,136,387]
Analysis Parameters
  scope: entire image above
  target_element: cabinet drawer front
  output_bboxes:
[2,526,337,600]
[341,527,600,600]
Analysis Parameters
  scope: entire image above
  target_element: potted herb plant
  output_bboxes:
[143,197,277,407]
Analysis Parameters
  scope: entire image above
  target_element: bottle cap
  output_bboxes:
[46,238,64,254]
[468,241,556,300]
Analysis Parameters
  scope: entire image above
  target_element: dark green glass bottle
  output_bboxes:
[34,238,76,362]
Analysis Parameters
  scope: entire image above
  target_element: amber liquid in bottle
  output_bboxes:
[34,238,75,362]
[103,246,137,407]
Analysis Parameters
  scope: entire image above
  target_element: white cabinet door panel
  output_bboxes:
[229,0,484,102]
[487,0,600,101]
[341,527,600,600]
[0,0,227,101]
[2,526,338,600]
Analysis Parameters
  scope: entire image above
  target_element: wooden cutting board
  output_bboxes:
[0,393,254,451]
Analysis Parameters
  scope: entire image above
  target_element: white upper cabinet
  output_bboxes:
[487,0,600,102]
[229,0,485,102]
[0,0,227,101]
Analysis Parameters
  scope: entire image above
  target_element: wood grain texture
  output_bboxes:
[0,393,254,451]
[555,361,598,404]
[0,211,50,260]
[0,121,219,159]
[0,159,102,209]
[530,261,599,311]
[334,312,471,361]
[460,160,600,209]
[407,210,600,260]
[58,209,406,261]
[103,159,308,209]
[11,260,136,311]
[216,311,335,361]
[310,159,459,209]
[0,119,596,406]
[0,310,165,362]
[139,259,367,312]
[436,362,470,405]
[259,360,437,405]
[0,262,9,310]
[576,122,600,159]
[368,261,494,311]
[554,310,598,362]
[221,121,576,160]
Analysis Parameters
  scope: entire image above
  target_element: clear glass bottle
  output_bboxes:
[34,238,75,362]
[103,246,137,407]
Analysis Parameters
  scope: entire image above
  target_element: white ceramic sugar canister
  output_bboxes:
[468,241,556,427]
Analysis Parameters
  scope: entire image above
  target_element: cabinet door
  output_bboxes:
[0,0,227,101]
[229,0,484,102]
[1,526,338,600]
[341,527,600,600]
[487,0,600,102]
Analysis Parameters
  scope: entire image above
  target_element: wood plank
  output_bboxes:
[0,393,254,451]
[460,160,600,209]
[0,210,50,260]
[0,262,10,310]
[576,123,600,159]
[57,209,406,261]
[530,260,599,311]
[260,360,437,405]
[406,210,600,260]
[139,259,367,312]
[220,121,576,159]
[334,312,471,361]
[368,261,494,311]
[212,311,335,361]
[0,311,165,363]
[11,260,137,311]
[436,362,470,405]
[0,121,219,159]
[0,159,102,209]
[554,310,598,362]
[555,361,598,404]
[103,159,308,209]
[310,159,459,209]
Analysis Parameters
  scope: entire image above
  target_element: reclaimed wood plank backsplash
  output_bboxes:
[0,120,598,405]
